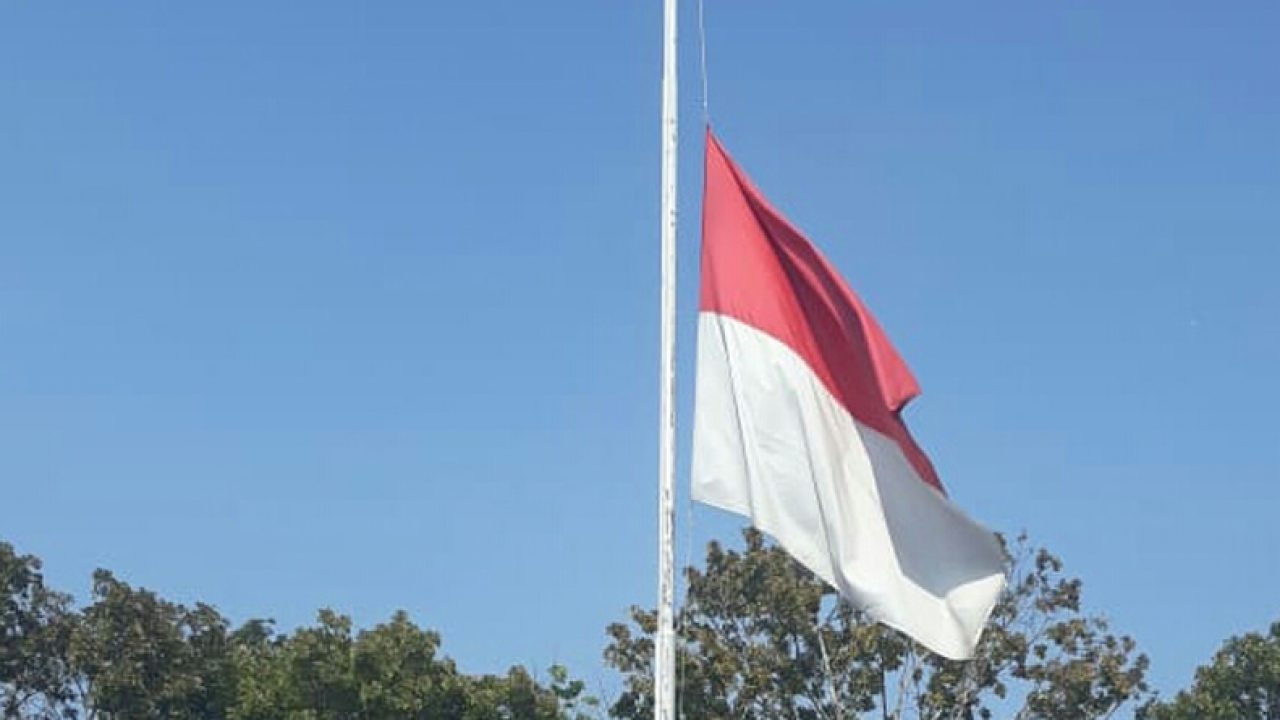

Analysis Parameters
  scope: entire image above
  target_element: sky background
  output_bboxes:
[2,0,1277,710]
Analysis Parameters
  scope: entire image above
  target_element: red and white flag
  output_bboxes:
[692,131,1006,659]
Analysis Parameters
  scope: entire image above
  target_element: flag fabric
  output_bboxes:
[691,130,1006,660]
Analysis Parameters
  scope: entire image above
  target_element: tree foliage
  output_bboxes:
[1140,621,1280,720]
[605,529,1149,720]
[0,543,76,719]
[0,541,595,720]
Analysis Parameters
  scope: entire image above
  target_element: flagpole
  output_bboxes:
[655,0,678,716]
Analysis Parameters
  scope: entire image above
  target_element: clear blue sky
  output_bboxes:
[2,0,1277,707]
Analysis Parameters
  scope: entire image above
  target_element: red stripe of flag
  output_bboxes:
[699,130,943,493]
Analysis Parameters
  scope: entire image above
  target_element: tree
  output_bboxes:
[230,608,597,720]
[1139,621,1280,720]
[70,570,237,719]
[605,529,1148,720]
[0,543,76,719]
[231,608,457,719]
[0,538,596,720]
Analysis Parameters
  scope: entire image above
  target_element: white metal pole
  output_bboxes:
[655,0,678,717]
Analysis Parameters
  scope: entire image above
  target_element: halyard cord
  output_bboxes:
[698,0,710,127]
[676,1,712,718]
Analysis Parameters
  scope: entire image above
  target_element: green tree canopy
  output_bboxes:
[0,542,76,719]
[1140,621,1280,720]
[231,608,595,720]
[0,540,594,720]
[605,529,1149,720]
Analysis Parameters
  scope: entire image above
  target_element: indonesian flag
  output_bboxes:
[692,131,1006,660]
